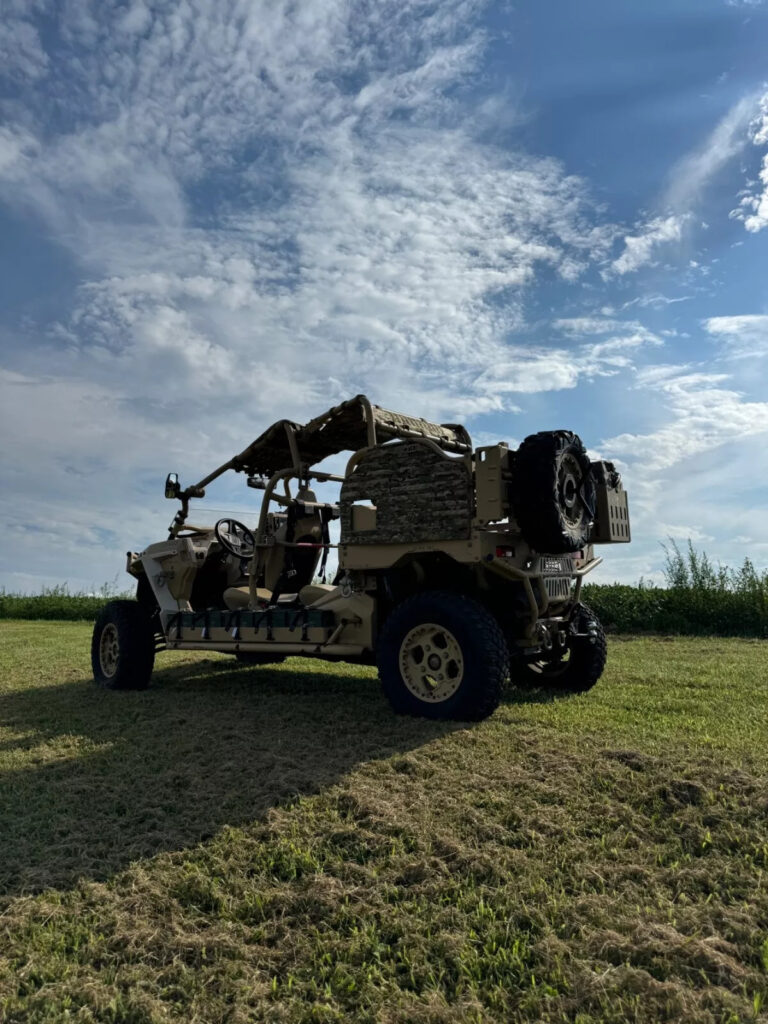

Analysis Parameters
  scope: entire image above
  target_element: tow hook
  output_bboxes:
[570,619,598,642]
[535,622,553,650]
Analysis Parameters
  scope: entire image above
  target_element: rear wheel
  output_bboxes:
[91,600,155,690]
[510,603,606,693]
[377,591,508,720]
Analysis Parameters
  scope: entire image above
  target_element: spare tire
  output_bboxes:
[512,430,595,553]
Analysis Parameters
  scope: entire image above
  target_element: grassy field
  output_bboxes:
[0,622,767,1023]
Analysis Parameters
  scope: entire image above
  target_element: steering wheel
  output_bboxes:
[214,518,256,559]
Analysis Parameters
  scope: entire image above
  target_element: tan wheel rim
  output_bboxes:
[398,622,464,703]
[99,623,120,677]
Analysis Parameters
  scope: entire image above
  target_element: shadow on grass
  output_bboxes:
[0,652,567,899]
[0,657,467,898]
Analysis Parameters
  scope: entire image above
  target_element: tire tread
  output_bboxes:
[513,430,593,553]
[91,600,155,690]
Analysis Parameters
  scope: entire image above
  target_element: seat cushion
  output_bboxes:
[222,586,271,610]
[299,583,338,607]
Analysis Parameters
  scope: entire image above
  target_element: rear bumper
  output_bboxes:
[488,554,602,636]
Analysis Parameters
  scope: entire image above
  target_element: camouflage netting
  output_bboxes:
[233,419,300,477]
[233,396,471,477]
[340,441,473,545]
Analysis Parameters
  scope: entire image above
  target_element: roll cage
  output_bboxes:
[167,393,472,541]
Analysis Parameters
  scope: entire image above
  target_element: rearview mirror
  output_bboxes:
[165,473,181,499]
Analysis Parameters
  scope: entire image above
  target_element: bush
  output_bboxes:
[583,540,768,637]
[0,583,133,622]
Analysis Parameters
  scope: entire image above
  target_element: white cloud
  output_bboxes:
[664,93,757,210]
[609,214,687,276]
[607,91,763,277]
[477,322,662,395]
[704,314,768,356]
[594,359,768,584]
[42,124,608,421]
[731,90,768,231]
[553,317,664,346]
[553,317,628,335]
[620,294,692,311]
[592,428,768,583]
[0,126,38,176]
[0,0,49,81]
[603,370,768,472]
[0,0,618,431]
[657,524,713,543]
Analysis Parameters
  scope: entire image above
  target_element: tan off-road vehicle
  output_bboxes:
[92,395,630,720]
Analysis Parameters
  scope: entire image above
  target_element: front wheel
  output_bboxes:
[91,600,155,690]
[377,591,508,720]
[510,603,606,693]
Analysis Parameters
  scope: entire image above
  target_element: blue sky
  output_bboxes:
[1,0,768,592]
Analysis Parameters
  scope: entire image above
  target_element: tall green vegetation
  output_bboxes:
[584,540,768,637]
[0,582,131,622]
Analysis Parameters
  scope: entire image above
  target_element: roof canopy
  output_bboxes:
[233,395,472,477]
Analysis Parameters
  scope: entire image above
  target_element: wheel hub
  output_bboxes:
[558,454,583,525]
[398,623,464,703]
[99,623,120,677]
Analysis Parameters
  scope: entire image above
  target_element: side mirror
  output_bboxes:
[165,473,181,499]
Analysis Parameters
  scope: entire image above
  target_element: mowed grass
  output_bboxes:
[0,623,767,1024]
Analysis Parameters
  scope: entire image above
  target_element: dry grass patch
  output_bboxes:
[0,623,767,1022]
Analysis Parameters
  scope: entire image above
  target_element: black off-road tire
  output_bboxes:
[234,652,287,666]
[91,600,155,690]
[377,591,508,721]
[510,603,606,694]
[512,430,595,553]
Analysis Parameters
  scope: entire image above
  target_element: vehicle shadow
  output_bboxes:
[0,658,463,899]
[0,654,565,899]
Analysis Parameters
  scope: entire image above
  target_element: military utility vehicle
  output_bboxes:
[92,395,630,720]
